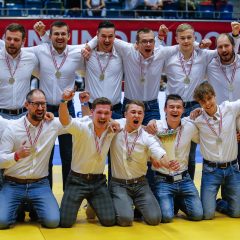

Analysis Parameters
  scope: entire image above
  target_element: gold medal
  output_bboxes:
[99,73,104,81]
[228,84,234,92]
[9,77,15,84]
[184,76,190,84]
[140,77,145,83]
[30,146,38,154]
[55,71,61,79]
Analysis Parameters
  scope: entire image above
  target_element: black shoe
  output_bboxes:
[16,210,25,222]
[29,209,38,222]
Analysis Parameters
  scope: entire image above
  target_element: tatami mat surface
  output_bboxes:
[1,165,239,240]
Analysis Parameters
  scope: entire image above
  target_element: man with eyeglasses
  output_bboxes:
[0,89,66,229]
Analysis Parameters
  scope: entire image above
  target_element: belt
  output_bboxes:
[4,175,47,184]
[70,170,104,181]
[0,107,27,115]
[124,97,157,105]
[183,101,199,108]
[111,176,146,184]
[155,170,188,183]
[203,159,238,169]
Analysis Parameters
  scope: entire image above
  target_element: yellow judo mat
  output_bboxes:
[1,165,239,240]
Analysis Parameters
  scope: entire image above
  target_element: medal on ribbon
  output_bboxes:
[5,52,21,85]
[95,50,112,81]
[50,45,68,79]
[179,51,194,85]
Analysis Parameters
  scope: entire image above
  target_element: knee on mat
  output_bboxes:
[117,215,133,227]
[144,214,161,226]
[42,217,60,228]
[99,216,116,227]
[161,214,173,223]
[0,218,10,230]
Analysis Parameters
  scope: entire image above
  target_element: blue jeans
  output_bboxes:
[182,102,200,180]
[110,178,161,226]
[0,178,60,229]
[201,162,240,219]
[155,173,203,223]
[122,98,161,193]
[48,100,75,190]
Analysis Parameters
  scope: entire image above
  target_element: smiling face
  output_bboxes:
[92,104,112,131]
[198,94,217,117]
[217,35,235,65]
[164,100,184,126]
[137,31,155,59]
[50,26,70,54]
[25,91,47,124]
[125,104,144,132]
[97,27,115,52]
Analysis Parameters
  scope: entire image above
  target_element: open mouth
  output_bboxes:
[145,49,152,53]
[98,119,107,124]
[133,120,139,124]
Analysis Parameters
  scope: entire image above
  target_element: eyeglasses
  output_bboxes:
[28,101,47,108]
[139,39,155,45]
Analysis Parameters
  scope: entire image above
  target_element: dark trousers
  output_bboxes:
[122,98,161,193]
[47,100,75,191]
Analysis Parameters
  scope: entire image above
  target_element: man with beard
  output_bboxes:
[146,95,203,223]
[59,90,117,227]
[0,23,38,120]
[0,89,65,229]
[192,82,240,220]
[109,100,179,226]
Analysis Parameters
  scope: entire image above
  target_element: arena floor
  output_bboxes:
[0,165,239,240]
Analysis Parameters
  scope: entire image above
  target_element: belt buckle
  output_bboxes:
[173,174,183,182]
[86,174,90,180]
[133,179,138,184]
[219,162,228,169]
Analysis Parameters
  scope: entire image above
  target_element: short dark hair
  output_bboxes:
[50,21,70,35]
[193,82,215,102]
[98,21,115,31]
[164,94,184,108]
[5,23,26,40]
[26,89,46,102]
[125,100,145,112]
[217,33,235,47]
[92,97,112,110]
[136,28,153,42]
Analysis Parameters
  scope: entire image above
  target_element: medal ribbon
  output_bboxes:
[176,126,183,149]
[202,108,222,139]
[124,128,142,159]
[95,50,112,77]
[49,45,68,72]
[139,54,153,82]
[24,117,44,148]
[5,52,21,79]
[178,51,194,79]
[94,130,108,156]
[217,57,237,87]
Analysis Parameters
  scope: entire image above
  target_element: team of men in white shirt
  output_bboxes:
[0,19,240,229]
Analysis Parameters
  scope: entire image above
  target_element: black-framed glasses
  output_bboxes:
[28,101,47,108]
[140,39,155,45]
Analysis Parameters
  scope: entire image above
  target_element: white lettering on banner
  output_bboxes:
[72,30,79,44]
[27,29,220,47]
[116,31,128,41]
[28,30,42,46]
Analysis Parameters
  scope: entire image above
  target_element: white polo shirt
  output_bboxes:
[0,49,38,109]
[207,54,240,104]
[152,118,199,175]
[65,118,116,174]
[0,116,66,179]
[193,100,240,162]
[110,118,166,179]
